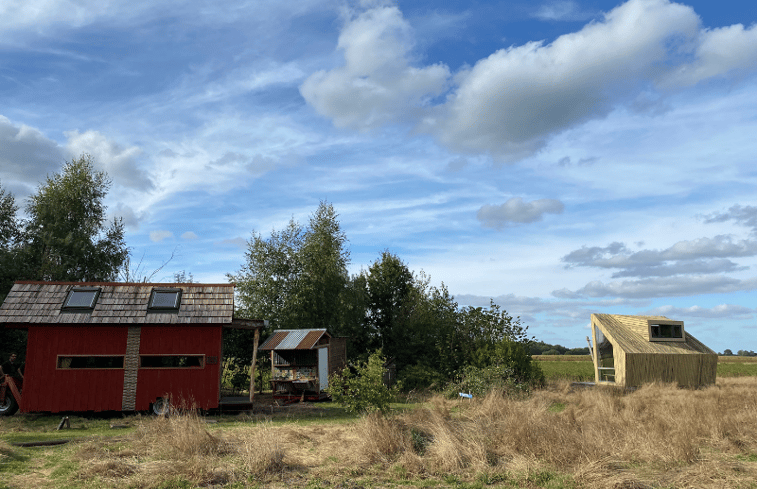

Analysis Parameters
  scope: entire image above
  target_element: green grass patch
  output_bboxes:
[717,362,757,377]
[535,359,594,381]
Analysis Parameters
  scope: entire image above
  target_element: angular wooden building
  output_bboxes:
[259,329,346,401]
[0,282,264,414]
[589,313,717,388]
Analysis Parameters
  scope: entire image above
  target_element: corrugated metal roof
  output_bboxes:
[0,282,237,325]
[259,329,328,350]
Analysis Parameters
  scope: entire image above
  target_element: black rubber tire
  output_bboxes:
[0,391,18,416]
[151,397,170,416]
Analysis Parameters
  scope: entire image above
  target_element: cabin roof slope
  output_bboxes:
[259,329,329,351]
[592,313,715,355]
[0,281,235,325]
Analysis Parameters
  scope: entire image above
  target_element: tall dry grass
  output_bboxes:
[76,409,285,488]
[355,377,757,487]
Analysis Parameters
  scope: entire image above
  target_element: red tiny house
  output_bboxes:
[0,281,264,415]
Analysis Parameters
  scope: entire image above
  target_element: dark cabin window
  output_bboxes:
[62,287,101,311]
[140,355,204,368]
[57,356,124,369]
[148,288,182,311]
[650,324,683,339]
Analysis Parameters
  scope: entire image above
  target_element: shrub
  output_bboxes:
[328,350,400,414]
[398,363,446,392]
[445,364,531,398]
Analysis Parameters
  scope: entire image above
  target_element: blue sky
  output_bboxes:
[2,0,756,351]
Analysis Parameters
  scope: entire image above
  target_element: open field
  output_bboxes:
[534,355,757,381]
[2,377,757,489]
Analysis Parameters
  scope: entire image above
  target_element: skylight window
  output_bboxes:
[148,288,182,311]
[62,287,101,311]
[648,320,685,342]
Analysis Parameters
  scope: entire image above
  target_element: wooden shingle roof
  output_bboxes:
[592,313,715,355]
[0,281,239,325]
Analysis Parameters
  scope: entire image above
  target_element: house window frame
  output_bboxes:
[647,319,685,342]
[148,288,182,312]
[139,355,205,369]
[61,287,101,311]
[57,355,124,370]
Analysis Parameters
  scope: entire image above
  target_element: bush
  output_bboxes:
[398,363,446,392]
[328,350,400,414]
[445,364,531,398]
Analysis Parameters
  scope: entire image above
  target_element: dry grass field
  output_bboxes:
[3,376,757,488]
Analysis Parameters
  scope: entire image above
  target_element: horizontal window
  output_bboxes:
[62,287,101,311]
[650,324,683,339]
[57,356,124,369]
[139,355,204,369]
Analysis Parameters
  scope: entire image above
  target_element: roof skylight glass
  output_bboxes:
[148,288,182,311]
[62,287,101,311]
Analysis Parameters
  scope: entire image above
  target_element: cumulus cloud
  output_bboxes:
[65,130,153,190]
[563,236,757,271]
[477,197,564,229]
[181,231,198,240]
[150,230,174,242]
[705,205,757,234]
[559,275,757,299]
[300,5,450,130]
[645,304,755,320]
[0,115,64,190]
[113,203,146,230]
[302,0,757,160]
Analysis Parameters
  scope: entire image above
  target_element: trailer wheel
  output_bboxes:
[0,392,18,416]
[151,397,170,416]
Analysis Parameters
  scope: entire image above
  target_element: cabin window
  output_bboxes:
[57,355,124,369]
[650,323,682,339]
[648,320,685,342]
[148,288,182,311]
[61,287,101,311]
[139,355,204,368]
[596,329,615,383]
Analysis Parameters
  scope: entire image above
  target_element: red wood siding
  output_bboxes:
[22,326,127,413]
[135,326,222,411]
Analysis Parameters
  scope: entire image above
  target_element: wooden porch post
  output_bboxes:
[249,327,260,402]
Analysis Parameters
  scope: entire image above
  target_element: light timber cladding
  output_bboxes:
[589,314,717,388]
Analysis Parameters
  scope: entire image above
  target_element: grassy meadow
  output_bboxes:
[2,358,757,489]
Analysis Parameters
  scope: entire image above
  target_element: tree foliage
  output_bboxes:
[327,350,399,414]
[23,155,128,282]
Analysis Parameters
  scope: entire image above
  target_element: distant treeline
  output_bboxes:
[530,341,589,356]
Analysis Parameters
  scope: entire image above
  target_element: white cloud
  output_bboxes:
[150,230,174,242]
[218,237,246,249]
[533,1,593,22]
[300,5,450,130]
[660,23,757,88]
[0,115,63,190]
[557,275,757,299]
[477,197,564,229]
[181,231,198,240]
[65,130,153,190]
[301,0,757,161]
[646,304,755,320]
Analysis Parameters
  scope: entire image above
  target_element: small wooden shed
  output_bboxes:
[589,313,717,388]
[259,329,346,401]
[0,281,265,414]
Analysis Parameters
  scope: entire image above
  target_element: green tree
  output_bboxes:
[0,182,26,359]
[327,350,399,414]
[227,201,350,380]
[0,182,22,301]
[23,154,127,282]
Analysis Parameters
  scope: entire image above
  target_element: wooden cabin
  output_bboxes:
[589,314,717,388]
[259,329,346,401]
[0,281,264,414]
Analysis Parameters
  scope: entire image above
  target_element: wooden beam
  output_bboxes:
[249,327,260,403]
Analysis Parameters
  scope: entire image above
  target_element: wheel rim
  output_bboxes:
[0,396,13,413]
[152,398,169,416]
